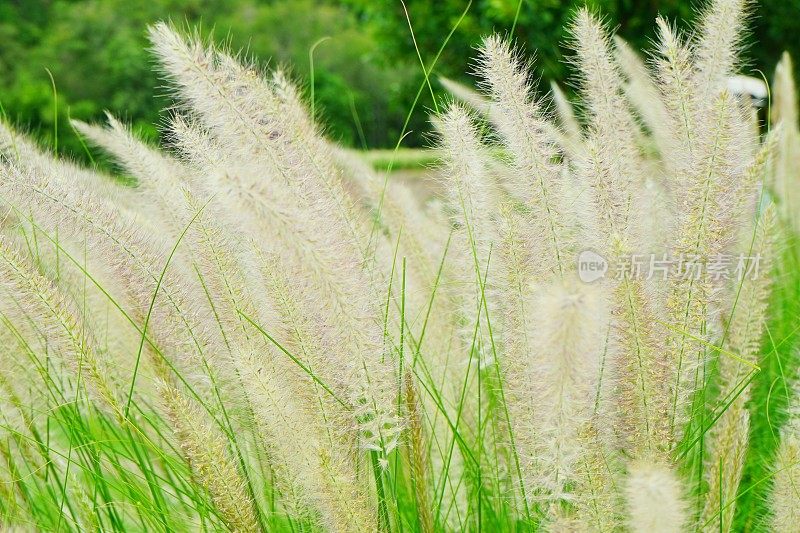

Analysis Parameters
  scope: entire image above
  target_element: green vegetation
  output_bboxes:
[3,0,800,160]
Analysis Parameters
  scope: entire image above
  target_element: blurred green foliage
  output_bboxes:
[1,0,798,159]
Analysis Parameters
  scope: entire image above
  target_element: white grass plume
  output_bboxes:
[436,102,498,324]
[476,35,575,277]
[149,27,402,454]
[625,460,689,533]
[238,347,377,532]
[549,81,584,156]
[694,0,749,101]
[652,17,697,176]
[0,158,222,403]
[570,8,643,196]
[159,381,259,532]
[73,114,384,526]
[663,90,756,449]
[613,36,673,162]
[772,52,800,230]
[701,205,776,531]
[522,280,609,501]
[439,76,492,116]
[0,236,121,415]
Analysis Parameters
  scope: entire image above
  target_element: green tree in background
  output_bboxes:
[1,0,798,160]
[217,0,415,148]
[0,0,409,159]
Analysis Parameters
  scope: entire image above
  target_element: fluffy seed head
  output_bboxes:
[625,461,689,533]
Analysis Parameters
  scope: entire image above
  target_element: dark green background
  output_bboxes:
[1,0,797,159]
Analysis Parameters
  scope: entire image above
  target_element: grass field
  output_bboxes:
[1,0,800,532]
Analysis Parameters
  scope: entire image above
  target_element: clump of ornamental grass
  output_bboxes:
[0,0,798,530]
[439,0,790,529]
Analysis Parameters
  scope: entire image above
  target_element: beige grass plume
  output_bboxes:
[625,460,689,533]
[701,205,776,531]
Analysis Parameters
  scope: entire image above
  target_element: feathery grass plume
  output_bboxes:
[609,33,682,251]
[570,9,643,192]
[436,102,498,351]
[439,70,573,159]
[652,17,697,178]
[150,24,369,259]
[488,201,540,512]
[625,460,689,533]
[237,347,377,533]
[0,370,58,525]
[164,114,311,261]
[571,424,624,531]
[72,116,263,386]
[649,0,761,450]
[613,36,673,160]
[521,280,609,502]
[656,0,750,181]
[151,27,401,454]
[569,11,652,260]
[1,1,798,529]
[332,148,445,292]
[268,68,376,261]
[73,475,102,533]
[574,139,668,456]
[436,102,513,515]
[256,249,355,432]
[663,89,759,449]
[189,225,373,523]
[476,35,575,277]
[0,307,46,408]
[332,148,461,403]
[732,129,778,231]
[19,221,147,398]
[75,126,324,445]
[772,52,800,230]
[0,158,221,404]
[0,122,143,215]
[71,115,191,228]
[549,81,584,155]
[0,125,163,383]
[774,53,799,129]
[74,115,383,523]
[693,0,749,102]
[159,381,258,532]
[337,151,459,357]
[404,369,434,533]
[439,76,492,116]
[701,205,776,531]
[325,146,417,306]
[0,236,121,415]
[329,148,473,526]
[167,117,401,456]
[150,26,329,251]
[146,23,285,160]
[770,377,800,531]
[569,11,677,457]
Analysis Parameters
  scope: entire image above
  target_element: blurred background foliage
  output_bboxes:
[1,0,798,160]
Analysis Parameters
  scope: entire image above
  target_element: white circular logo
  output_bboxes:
[577,250,608,283]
